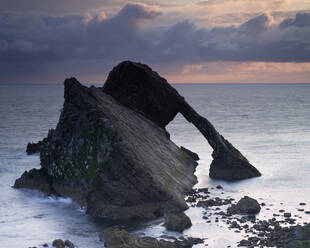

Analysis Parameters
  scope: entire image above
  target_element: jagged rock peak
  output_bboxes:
[63,77,96,110]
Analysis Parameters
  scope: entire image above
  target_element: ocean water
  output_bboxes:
[0,84,310,248]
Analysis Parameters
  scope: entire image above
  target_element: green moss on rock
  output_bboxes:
[40,109,119,184]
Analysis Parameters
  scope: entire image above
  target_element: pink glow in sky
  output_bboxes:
[0,0,309,84]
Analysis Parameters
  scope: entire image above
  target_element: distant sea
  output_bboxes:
[1,84,310,247]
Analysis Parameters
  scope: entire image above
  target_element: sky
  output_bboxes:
[0,0,310,84]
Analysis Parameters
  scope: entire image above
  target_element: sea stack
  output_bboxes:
[103,61,261,181]
[14,61,260,220]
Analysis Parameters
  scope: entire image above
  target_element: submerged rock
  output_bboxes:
[103,61,260,181]
[228,196,261,215]
[164,212,192,232]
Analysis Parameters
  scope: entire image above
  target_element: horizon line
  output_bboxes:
[1,82,310,86]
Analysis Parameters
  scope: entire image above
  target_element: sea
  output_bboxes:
[1,83,310,248]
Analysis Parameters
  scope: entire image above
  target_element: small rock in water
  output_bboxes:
[216,185,223,189]
[284,212,292,218]
[227,196,261,215]
[175,237,204,247]
[52,239,65,248]
[164,212,192,232]
[64,240,74,248]
[197,187,209,193]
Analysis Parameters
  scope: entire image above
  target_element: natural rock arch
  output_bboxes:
[103,61,261,181]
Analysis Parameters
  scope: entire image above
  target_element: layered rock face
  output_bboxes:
[14,61,260,220]
[15,77,198,220]
[103,61,261,181]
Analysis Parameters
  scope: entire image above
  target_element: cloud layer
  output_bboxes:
[0,3,309,83]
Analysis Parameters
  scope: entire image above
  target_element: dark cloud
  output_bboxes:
[0,0,124,14]
[196,0,285,6]
[0,3,310,83]
[280,12,310,28]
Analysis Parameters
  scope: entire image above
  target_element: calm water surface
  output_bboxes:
[1,84,310,247]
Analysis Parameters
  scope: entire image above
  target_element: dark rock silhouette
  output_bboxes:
[103,61,261,181]
[14,61,260,220]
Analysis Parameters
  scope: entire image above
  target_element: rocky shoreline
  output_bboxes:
[27,187,310,248]
[185,186,310,247]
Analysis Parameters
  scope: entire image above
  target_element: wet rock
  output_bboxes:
[100,228,191,248]
[227,196,261,215]
[99,228,134,246]
[64,240,74,248]
[52,239,65,248]
[164,212,192,232]
[216,185,223,189]
[197,197,233,208]
[174,237,204,247]
[197,188,209,194]
[26,142,41,154]
[284,212,292,218]
[238,220,297,247]
[13,168,54,195]
[185,196,196,203]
